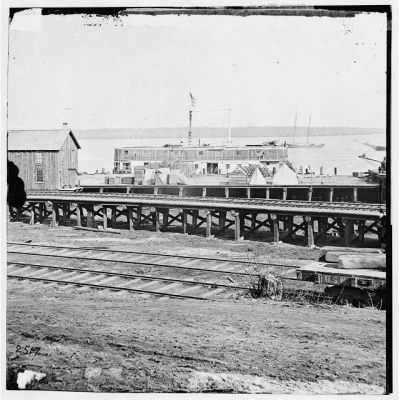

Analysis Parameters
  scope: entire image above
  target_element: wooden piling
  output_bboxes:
[38,203,44,222]
[136,206,142,228]
[182,209,188,234]
[30,205,35,225]
[239,213,245,233]
[319,217,328,242]
[232,211,241,241]
[127,207,134,231]
[305,216,315,247]
[353,187,358,202]
[307,188,313,202]
[251,213,257,230]
[358,221,365,242]
[61,204,67,225]
[103,206,108,229]
[163,208,169,229]
[266,188,270,200]
[192,210,199,231]
[111,207,117,228]
[76,205,82,227]
[205,211,212,237]
[286,215,293,240]
[283,187,287,201]
[271,214,279,242]
[51,202,58,227]
[86,206,94,228]
[344,219,354,247]
[219,211,226,229]
[329,188,334,202]
[155,208,160,232]
[67,203,71,221]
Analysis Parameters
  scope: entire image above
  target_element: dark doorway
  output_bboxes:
[206,163,218,174]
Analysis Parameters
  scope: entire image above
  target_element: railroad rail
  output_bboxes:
[11,191,386,246]
[7,242,300,279]
[25,191,384,217]
[79,182,383,205]
[7,242,330,301]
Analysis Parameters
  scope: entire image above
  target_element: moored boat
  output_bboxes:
[363,142,386,151]
[289,113,324,149]
[287,143,325,149]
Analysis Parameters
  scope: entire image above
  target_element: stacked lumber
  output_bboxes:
[319,246,385,270]
[337,254,386,270]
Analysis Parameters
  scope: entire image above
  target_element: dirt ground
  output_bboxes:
[6,222,387,394]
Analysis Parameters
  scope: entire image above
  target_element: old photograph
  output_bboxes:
[3,3,394,396]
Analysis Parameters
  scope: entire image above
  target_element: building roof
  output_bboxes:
[8,129,81,151]
[272,163,299,185]
[117,144,285,150]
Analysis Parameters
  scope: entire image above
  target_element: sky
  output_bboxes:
[7,9,388,130]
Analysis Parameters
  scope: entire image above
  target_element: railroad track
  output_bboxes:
[25,191,385,217]
[7,261,246,300]
[7,242,301,277]
[7,242,329,301]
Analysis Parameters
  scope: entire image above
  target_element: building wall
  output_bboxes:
[8,134,79,190]
[114,159,278,176]
[115,146,288,164]
[58,134,79,188]
[8,151,59,190]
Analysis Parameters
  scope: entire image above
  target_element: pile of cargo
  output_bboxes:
[319,246,386,270]
[296,246,386,307]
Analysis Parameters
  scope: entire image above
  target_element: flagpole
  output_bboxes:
[188,109,192,146]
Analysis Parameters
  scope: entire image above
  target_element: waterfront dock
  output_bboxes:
[16,191,385,247]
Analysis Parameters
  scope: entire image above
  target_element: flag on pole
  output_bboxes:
[189,92,196,108]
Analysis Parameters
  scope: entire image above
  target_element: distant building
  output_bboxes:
[114,145,288,176]
[8,125,81,191]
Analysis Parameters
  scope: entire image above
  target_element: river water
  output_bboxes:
[78,133,386,175]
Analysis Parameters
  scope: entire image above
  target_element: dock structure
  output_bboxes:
[81,182,383,204]
[15,191,385,247]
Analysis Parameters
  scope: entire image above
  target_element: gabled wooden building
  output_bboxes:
[8,126,81,191]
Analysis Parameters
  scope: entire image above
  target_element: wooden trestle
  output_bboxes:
[10,193,385,247]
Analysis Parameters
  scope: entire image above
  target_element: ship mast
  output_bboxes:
[293,112,298,145]
[306,113,312,145]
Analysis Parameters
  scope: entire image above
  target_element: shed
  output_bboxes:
[143,168,156,185]
[8,125,81,191]
[228,166,248,185]
[169,169,188,185]
[248,166,267,185]
[272,162,299,185]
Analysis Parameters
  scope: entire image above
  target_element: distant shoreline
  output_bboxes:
[74,126,385,140]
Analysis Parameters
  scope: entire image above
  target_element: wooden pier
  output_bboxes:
[80,182,384,204]
[13,191,385,247]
